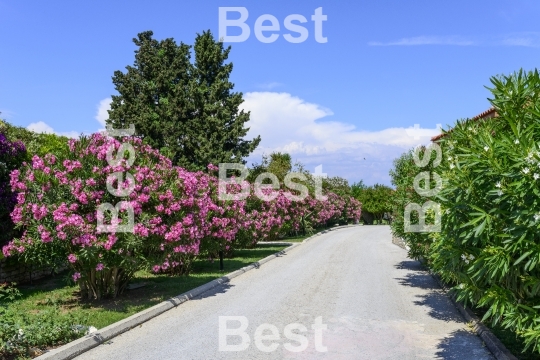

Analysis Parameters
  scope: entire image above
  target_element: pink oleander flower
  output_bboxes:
[96,263,104,271]
[68,254,77,263]
[72,272,81,281]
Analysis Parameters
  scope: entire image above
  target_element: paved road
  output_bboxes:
[76,226,493,360]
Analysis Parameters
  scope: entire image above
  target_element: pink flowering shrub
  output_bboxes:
[3,133,189,299]
[148,167,248,275]
[0,132,27,249]
[345,197,362,223]
[239,188,293,245]
[2,134,361,300]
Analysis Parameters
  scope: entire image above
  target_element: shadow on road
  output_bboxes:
[190,282,234,302]
[394,261,463,322]
[434,329,492,359]
[394,259,424,271]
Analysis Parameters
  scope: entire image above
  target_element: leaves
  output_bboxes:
[107,30,260,172]
[391,69,540,353]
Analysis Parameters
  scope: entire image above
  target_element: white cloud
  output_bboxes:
[369,32,540,48]
[95,98,111,127]
[369,36,475,46]
[27,121,55,134]
[502,32,540,47]
[27,121,79,138]
[241,92,441,185]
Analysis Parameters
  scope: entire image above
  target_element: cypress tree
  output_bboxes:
[107,30,260,171]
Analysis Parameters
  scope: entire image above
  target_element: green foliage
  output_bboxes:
[0,283,22,306]
[0,119,69,161]
[389,149,438,257]
[107,30,260,171]
[434,69,540,353]
[351,180,367,198]
[353,183,393,224]
[0,282,84,358]
[323,176,351,197]
[248,152,293,185]
[391,69,540,354]
[0,306,86,357]
[266,152,292,182]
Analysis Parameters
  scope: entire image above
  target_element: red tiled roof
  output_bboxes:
[431,107,497,142]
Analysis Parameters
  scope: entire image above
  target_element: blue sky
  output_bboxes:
[1,0,540,185]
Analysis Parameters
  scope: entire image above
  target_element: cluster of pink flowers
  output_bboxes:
[2,133,362,293]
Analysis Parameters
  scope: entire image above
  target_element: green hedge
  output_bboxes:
[391,69,540,353]
[0,120,69,161]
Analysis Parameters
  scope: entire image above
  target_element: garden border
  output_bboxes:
[36,225,358,360]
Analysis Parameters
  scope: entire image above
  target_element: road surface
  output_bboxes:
[76,226,493,360]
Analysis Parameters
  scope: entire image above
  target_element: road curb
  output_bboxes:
[422,263,518,360]
[36,225,357,360]
[302,224,359,244]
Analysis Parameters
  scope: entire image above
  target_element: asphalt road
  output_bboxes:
[76,226,494,360]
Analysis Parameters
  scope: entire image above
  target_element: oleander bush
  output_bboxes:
[2,132,362,300]
[0,119,70,251]
[3,133,182,299]
[390,69,540,353]
[389,148,438,258]
[0,132,26,249]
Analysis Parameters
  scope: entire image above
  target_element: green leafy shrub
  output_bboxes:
[391,69,540,353]
[1,282,85,357]
[434,69,540,352]
[0,119,70,161]
[353,183,394,225]
[0,307,86,357]
[389,149,439,257]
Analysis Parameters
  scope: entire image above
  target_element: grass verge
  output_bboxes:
[1,244,286,357]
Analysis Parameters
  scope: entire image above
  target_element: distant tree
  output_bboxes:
[351,180,367,198]
[248,152,291,185]
[107,30,260,171]
[353,183,393,224]
[267,152,292,182]
[323,176,351,197]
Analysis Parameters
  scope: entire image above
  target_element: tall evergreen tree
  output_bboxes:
[107,30,260,171]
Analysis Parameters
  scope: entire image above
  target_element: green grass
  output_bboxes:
[7,245,287,331]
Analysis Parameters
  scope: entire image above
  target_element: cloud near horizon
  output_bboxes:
[95,98,111,127]
[241,92,441,185]
[27,121,79,138]
[89,94,442,185]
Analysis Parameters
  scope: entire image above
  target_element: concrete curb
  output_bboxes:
[37,225,358,360]
[421,263,518,360]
